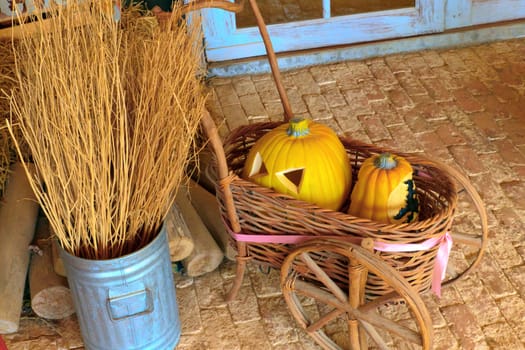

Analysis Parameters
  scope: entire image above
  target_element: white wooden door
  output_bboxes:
[201,0,445,62]
[447,0,525,29]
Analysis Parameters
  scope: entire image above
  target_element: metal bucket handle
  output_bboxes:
[106,282,154,321]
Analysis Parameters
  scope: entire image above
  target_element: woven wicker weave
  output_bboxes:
[197,0,487,305]
[212,120,457,299]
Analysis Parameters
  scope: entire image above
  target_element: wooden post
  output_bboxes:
[176,191,224,277]
[348,258,366,350]
[29,217,75,320]
[191,149,217,194]
[186,179,236,261]
[0,163,39,333]
[347,240,373,350]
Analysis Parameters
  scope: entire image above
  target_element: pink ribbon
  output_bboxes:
[372,232,453,297]
[229,229,453,297]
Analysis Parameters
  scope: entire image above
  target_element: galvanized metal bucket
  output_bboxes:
[59,226,180,350]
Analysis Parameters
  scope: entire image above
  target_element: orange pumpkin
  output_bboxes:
[242,118,352,211]
[348,153,419,224]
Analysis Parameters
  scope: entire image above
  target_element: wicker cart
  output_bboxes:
[200,1,489,349]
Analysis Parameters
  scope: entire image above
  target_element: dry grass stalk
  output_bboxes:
[0,125,10,199]
[0,40,20,197]
[7,1,206,259]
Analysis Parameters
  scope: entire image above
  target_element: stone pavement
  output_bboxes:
[3,38,525,349]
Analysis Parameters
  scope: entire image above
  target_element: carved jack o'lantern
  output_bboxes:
[242,118,352,211]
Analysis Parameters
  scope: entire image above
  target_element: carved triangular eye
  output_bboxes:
[276,168,305,194]
[247,152,268,179]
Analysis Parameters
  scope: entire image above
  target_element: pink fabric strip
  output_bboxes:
[229,230,453,297]
[373,232,453,297]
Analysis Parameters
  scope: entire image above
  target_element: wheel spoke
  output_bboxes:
[306,308,346,333]
[450,232,482,248]
[282,243,434,349]
[358,291,401,313]
[353,310,422,345]
[292,279,345,309]
[299,252,348,303]
[293,280,422,345]
[360,320,390,350]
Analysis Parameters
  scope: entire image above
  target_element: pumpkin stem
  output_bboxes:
[287,118,310,137]
[374,153,398,170]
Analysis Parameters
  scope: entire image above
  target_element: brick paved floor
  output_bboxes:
[3,38,525,349]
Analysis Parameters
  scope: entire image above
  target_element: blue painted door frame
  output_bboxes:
[447,0,525,29]
[201,0,525,64]
[201,0,445,62]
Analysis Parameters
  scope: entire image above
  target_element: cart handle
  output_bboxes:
[179,0,294,121]
[201,110,242,233]
[181,0,294,125]
[199,0,296,233]
[247,0,293,121]
[182,0,246,13]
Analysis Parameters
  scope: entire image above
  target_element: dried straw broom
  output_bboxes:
[6,1,207,259]
[0,40,24,198]
[0,127,10,198]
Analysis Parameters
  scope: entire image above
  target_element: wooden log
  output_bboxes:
[0,16,40,40]
[191,148,217,194]
[186,179,236,261]
[29,217,75,320]
[166,203,195,261]
[176,191,223,277]
[0,11,86,40]
[0,163,39,333]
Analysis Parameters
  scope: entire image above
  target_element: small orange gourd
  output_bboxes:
[348,153,419,224]
[242,117,352,211]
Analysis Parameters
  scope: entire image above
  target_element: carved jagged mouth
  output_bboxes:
[247,152,305,194]
[275,168,305,194]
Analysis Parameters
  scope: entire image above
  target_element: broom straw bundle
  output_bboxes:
[0,40,21,198]
[7,1,206,259]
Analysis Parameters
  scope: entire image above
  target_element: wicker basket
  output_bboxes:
[212,120,457,299]
[201,0,460,301]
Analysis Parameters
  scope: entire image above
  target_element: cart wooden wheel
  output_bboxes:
[429,162,489,286]
[281,238,433,350]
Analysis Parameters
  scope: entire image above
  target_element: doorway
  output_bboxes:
[201,0,444,62]
[236,0,415,28]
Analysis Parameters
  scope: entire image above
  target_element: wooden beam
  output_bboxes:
[0,163,39,333]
